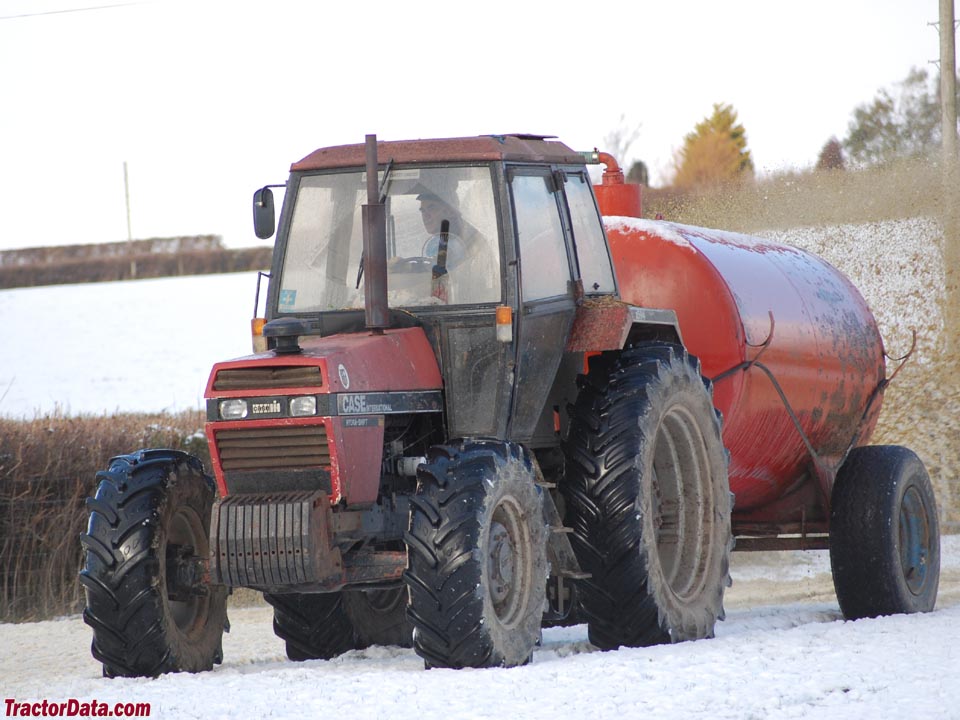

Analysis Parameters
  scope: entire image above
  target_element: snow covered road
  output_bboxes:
[3,538,958,720]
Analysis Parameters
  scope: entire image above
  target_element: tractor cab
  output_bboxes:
[252,134,618,446]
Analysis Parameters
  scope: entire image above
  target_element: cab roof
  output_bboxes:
[291,134,586,171]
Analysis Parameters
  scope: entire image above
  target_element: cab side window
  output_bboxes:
[511,174,570,301]
[564,174,616,293]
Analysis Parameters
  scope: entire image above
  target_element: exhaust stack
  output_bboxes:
[362,134,389,332]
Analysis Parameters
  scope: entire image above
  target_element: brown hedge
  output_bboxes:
[0,410,208,621]
[0,247,272,290]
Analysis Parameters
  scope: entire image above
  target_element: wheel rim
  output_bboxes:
[487,497,531,627]
[650,404,714,602]
[899,485,932,595]
[166,506,209,634]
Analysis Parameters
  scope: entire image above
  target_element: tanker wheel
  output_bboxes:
[562,343,732,649]
[404,441,548,668]
[344,587,414,648]
[263,592,357,661]
[80,450,228,678]
[830,445,940,619]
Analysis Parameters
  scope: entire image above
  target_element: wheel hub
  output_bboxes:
[489,521,516,604]
[651,404,712,602]
[165,507,210,634]
[899,485,932,595]
[486,498,532,627]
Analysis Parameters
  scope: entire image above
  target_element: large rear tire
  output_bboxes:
[562,343,732,649]
[404,441,548,668]
[264,587,412,661]
[344,588,413,648]
[830,445,940,619]
[80,450,228,678]
[263,592,356,661]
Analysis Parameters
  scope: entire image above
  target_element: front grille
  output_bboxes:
[216,425,330,471]
[213,366,322,391]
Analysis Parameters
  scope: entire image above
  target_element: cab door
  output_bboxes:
[506,168,578,442]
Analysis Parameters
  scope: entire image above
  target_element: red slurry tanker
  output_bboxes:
[80,134,939,677]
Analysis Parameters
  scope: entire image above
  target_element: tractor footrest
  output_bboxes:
[210,490,342,588]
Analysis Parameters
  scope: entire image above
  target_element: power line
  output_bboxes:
[0,1,149,20]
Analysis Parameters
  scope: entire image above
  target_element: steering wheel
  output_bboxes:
[422,233,466,267]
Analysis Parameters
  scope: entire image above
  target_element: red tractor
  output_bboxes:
[80,134,940,677]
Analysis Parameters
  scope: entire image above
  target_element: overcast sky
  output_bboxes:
[0,0,940,251]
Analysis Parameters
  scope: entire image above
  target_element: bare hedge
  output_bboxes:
[0,247,272,290]
[0,411,208,622]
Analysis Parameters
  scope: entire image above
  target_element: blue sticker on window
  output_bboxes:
[279,289,297,308]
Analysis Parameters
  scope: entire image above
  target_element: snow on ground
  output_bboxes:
[2,536,958,720]
[0,273,258,417]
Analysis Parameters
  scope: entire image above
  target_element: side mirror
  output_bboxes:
[253,187,275,239]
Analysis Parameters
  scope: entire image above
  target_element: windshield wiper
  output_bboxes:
[356,160,394,289]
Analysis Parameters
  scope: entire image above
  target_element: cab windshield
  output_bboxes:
[277,166,501,313]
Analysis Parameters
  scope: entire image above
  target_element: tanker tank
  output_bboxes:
[604,217,886,525]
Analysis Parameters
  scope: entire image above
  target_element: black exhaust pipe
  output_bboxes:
[362,134,389,333]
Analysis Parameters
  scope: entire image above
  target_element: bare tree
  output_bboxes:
[603,114,642,164]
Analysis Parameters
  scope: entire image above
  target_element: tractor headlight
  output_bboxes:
[219,398,249,420]
[290,396,317,417]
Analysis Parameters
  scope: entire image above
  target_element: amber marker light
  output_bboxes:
[251,317,267,353]
[496,305,513,343]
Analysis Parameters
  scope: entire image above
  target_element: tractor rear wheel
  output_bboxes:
[263,592,357,661]
[344,587,413,648]
[830,445,940,619]
[80,450,227,678]
[562,343,732,649]
[265,587,412,661]
[404,441,547,668]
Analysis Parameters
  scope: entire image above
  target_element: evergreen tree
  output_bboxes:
[627,160,649,186]
[816,137,845,171]
[673,103,753,189]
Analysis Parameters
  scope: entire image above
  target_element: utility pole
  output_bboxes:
[933,0,960,356]
[941,0,958,167]
[123,160,136,279]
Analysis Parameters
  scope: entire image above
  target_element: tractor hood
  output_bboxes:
[205,326,442,401]
[203,327,443,504]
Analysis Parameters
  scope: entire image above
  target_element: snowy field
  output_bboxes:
[2,537,959,720]
[0,272,258,417]
[0,217,943,418]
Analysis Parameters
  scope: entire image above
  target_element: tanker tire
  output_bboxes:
[562,343,732,649]
[404,441,548,668]
[830,445,940,619]
[263,592,357,661]
[344,588,414,648]
[80,450,227,678]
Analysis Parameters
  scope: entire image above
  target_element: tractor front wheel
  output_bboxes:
[404,441,547,668]
[80,450,228,678]
[830,445,940,619]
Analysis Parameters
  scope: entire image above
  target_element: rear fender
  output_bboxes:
[565,299,682,353]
